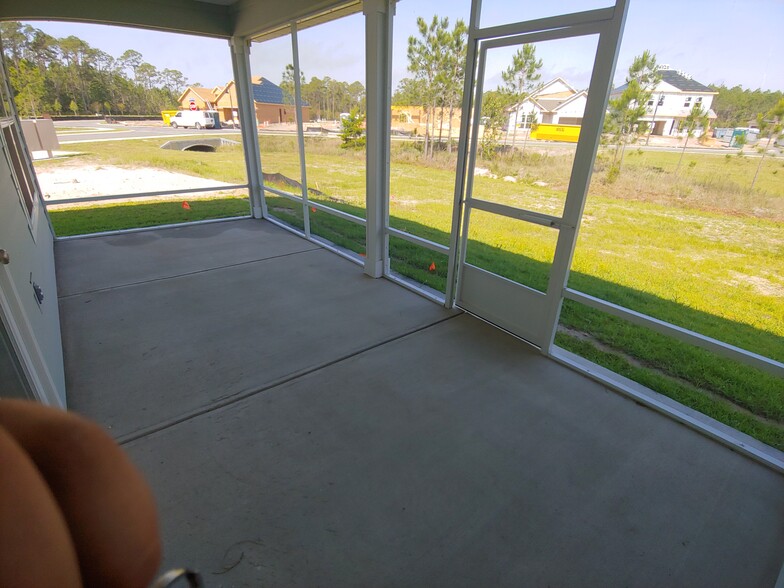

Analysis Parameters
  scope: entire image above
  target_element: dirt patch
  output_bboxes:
[262,172,325,196]
[36,163,242,209]
[728,272,784,297]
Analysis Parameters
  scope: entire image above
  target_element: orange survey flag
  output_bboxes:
[429,262,436,272]
[182,201,191,210]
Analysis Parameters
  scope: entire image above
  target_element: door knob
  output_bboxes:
[0,249,9,265]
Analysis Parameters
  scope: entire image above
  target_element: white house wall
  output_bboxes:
[612,78,717,137]
[536,78,574,96]
[645,93,715,119]
[553,93,587,124]
[507,100,543,129]
[0,156,65,406]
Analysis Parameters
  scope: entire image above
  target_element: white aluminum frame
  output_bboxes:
[266,185,367,227]
[290,22,312,238]
[248,9,375,270]
[449,0,627,351]
[386,226,448,255]
[54,215,252,241]
[43,184,249,206]
[444,0,482,306]
[551,346,784,473]
[231,35,267,220]
[364,0,394,278]
[206,0,784,468]
[435,0,784,470]
[564,288,784,377]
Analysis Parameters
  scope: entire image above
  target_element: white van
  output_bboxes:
[170,110,216,129]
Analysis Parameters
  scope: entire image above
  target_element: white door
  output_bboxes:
[0,52,66,406]
[449,1,628,350]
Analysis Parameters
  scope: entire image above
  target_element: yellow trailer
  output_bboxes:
[530,123,581,143]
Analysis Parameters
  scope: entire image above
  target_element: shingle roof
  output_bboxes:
[658,69,713,93]
[250,77,308,106]
[611,69,716,95]
[178,85,217,104]
[189,87,217,101]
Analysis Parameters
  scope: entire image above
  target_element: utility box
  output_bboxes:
[20,119,60,158]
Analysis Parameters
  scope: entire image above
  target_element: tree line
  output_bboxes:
[393,16,468,158]
[710,85,783,129]
[280,64,365,122]
[392,15,784,169]
[0,22,187,117]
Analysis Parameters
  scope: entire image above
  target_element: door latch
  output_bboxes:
[33,283,44,304]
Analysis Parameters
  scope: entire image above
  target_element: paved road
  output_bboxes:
[55,120,243,144]
[54,119,773,157]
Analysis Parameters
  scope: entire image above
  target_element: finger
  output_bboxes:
[0,400,161,588]
[0,425,82,588]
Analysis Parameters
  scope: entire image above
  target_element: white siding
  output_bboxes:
[507,100,543,130]
[0,145,65,406]
[553,94,587,123]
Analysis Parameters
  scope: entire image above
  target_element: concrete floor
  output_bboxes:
[57,219,784,587]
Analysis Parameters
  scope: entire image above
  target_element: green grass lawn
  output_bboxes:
[40,136,784,450]
[49,197,250,236]
[265,191,784,450]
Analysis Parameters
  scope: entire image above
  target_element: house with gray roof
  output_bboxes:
[505,77,589,132]
[610,65,718,137]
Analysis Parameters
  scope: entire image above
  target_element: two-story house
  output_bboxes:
[611,65,718,137]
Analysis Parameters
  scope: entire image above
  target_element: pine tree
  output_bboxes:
[676,103,709,174]
[751,98,784,189]
[606,50,660,170]
[339,108,365,149]
[408,16,448,158]
[502,44,543,156]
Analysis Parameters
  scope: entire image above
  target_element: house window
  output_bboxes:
[696,96,703,103]
[658,96,665,106]
[518,114,536,128]
[684,96,692,107]
[1,124,34,217]
[0,69,36,222]
[647,99,654,106]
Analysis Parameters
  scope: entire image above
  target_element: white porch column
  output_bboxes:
[363,0,394,278]
[230,36,267,219]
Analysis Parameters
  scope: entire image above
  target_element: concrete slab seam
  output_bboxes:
[57,246,322,299]
[117,313,462,447]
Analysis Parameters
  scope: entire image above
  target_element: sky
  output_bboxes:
[21,0,784,93]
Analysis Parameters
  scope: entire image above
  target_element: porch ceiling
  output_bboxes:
[1,0,361,40]
[55,219,784,586]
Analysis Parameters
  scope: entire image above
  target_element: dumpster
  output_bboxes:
[530,123,581,143]
[161,110,179,125]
